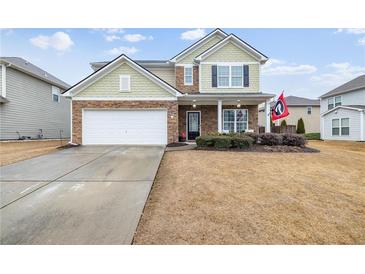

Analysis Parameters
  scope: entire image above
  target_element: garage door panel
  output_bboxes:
[83,110,167,145]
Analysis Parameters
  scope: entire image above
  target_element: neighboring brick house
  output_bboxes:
[63,29,274,145]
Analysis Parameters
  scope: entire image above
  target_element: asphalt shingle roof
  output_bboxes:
[0,57,70,89]
[284,95,320,106]
[320,74,365,98]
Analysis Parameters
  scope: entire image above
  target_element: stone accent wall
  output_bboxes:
[72,100,178,144]
[175,66,199,94]
[178,104,259,137]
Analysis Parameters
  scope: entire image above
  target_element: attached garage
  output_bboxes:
[82,109,168,145]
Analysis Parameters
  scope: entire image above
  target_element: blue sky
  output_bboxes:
[1,28,364,99]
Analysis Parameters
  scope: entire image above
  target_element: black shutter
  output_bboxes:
[212,65,217,87]
[243,65,249,87]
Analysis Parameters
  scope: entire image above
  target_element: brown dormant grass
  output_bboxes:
[134,140,365,244]
[0,140,68,166]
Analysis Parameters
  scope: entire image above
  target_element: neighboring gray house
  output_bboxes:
[320,74,365,141]
[0,57,70,140]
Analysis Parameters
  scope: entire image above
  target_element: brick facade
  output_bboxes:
[178,104,259,138]
[175,66,199,93]
[71,100,178,144]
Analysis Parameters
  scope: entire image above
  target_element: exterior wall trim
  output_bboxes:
[1,64,6,97]
[73,97,177,101]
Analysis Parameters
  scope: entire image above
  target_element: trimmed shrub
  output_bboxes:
[232,136,254,149]
[282,133,306,147]
[305,133,321,140]
[243,132,259,144]
[297,118,305,134]
[258,133,283,146]
[213,136,232,149]
[196,136,214,147]
[280,119,287,126]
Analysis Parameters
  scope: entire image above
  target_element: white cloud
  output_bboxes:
[30,32,74,51]
[105,35,121,42]
[336,28,365,34]
[358,36,365,46]
[311,62,365,87]
[123,34,153,42]
[180,28,206,40]
[105,46,139,56]
[262,59,317,76]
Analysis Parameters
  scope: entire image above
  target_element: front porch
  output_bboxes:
[177,93,274,140]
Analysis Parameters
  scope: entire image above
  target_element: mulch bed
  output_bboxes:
[166,142,189,148]
[196,145,319,153]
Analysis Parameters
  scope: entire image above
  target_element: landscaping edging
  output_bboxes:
[196,145,319,153]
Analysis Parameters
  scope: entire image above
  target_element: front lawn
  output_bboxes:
[134,140,365,244]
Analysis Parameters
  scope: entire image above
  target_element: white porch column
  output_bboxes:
[218,100,222,133]
[265,99,271,133]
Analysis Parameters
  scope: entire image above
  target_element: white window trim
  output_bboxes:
[119,75,131,92]
[331,117,350,136]
[217,65,244,88]
[222,109,248,133]
[307,106,312,115]
[334,95,342,107]
[184,65,193,86]
[52,86,60,103]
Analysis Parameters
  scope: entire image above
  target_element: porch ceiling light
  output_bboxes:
[237,100,241,108]
[193,99,197,108]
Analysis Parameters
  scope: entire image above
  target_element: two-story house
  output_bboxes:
[0,57,70,140]
[63,29,274,145]
[320,74,365,141]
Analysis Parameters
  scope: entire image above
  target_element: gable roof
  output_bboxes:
[0,57,69,89]
[321,105,365,116]
[63,54,182,97]
[284,95,320,106]
[90,60,173,71]
[169,28,228,62]
[194,34,268,63]
[320,74,365,98]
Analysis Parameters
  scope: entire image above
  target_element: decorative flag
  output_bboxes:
[271,91,289,121]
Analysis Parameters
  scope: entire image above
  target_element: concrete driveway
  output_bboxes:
[0,145,165,244]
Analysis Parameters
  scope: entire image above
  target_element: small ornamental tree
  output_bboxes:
[297,118,305,134]
[280,119,287,126]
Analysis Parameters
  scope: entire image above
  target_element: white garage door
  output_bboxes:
[83,109,167,145]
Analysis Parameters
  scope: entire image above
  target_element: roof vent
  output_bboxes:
[25,61,29,65]
[44,72,48,77]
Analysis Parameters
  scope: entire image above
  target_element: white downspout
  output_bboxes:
[265,99,271,133]
[1,64,6,98]
[218,100,222,133]
[360,111,364,141]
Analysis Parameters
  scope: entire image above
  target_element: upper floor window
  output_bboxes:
[216,65,248,88]
[184,66,193,85]
[217,66,230,87]
[119,75,131,92]
[307,106,312,115]
[328,97,334,110]
[52,86,60,103]
[231,66,243,87]
[335,96,341,107]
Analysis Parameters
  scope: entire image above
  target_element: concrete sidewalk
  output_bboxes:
[0,145,164,244]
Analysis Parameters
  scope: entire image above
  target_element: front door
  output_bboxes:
[187,112,200,140]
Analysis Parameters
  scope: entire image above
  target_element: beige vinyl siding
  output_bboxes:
[203,42,259,62]
[75,62,175,98]
[201,63,260,93]
[147,67,176,87]
[258,106,321,133]
[177,36,224,64]
[0,67,70,140]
